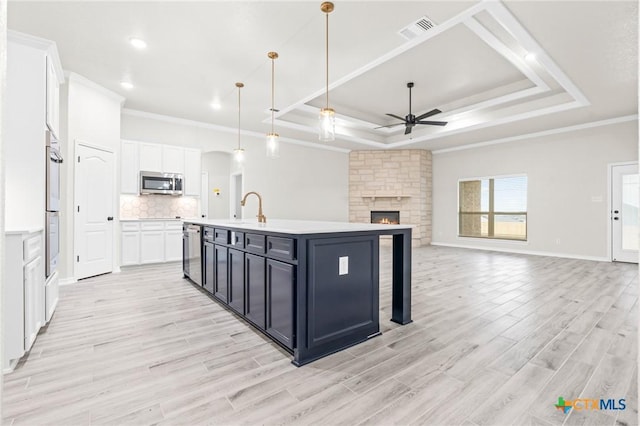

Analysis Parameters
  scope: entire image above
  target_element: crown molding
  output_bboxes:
[432,114,638,154]
[66,72,126,106]
[8,30,64,84]
[121,108,350,154]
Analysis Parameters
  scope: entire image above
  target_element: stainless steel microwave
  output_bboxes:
[139,171,183,196]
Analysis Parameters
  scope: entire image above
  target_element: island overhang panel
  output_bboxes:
[182,219,412,366]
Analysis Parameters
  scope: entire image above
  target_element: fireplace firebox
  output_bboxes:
[370,211,400,225]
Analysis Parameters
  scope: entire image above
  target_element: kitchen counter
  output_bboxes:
[183,218,412,366]
[189,218,411,234]
[120,218,185,222]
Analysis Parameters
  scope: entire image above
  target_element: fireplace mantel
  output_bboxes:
[361,194,412,202]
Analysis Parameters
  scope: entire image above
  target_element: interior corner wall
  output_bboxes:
[61,76,121,281]
[432,120,639,260]
[202,151,231,219]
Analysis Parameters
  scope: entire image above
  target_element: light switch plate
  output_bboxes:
[339,256,349,275]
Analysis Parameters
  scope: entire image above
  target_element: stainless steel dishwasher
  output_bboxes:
[183,224,202,286]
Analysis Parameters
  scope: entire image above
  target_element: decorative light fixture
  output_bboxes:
[234,82,245,163]
[266,51,280,158]
[319,1,335,142]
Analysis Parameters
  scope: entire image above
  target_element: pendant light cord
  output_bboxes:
[325,10,329,109]
[271,57,275,133]
[237,85,241,150]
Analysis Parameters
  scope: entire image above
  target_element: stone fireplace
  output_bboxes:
[349,149,432,246]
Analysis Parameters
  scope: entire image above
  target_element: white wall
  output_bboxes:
[202,151,231,219]
[122,112,350,222]
[60,73,123,281]
[432,120,638,260]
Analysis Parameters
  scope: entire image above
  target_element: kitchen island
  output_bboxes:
[183,219,412,366]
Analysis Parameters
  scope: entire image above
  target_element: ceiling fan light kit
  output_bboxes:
[319,1,336,142]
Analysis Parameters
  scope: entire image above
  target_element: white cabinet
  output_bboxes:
[119,141,201,197]
[121,140,139,194]
[3,230,45,373]
[164,221,184,262]
[45,55,61,139]
[138,142,163,172]
[121,220,183,266]
[121,226,141,266]
[140,231,165,263]
[24,254,43,351]
[162,145,185,174]
[184,148,202,197]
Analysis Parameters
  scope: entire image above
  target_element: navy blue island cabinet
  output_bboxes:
[183,219,412,366]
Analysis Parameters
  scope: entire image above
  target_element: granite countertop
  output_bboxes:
[184,218,412,235]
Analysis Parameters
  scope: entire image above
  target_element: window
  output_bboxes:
[458,175,527,241]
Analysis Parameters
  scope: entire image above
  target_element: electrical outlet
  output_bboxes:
[339,256,349,275]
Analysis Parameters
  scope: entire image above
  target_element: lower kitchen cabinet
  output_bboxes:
[3,230,46,373]
[140,231,164,263]
[214,245,228,302]
[121,220,183,266]
[203,241,214,294]
[266,259,295,350]
[228,248,245,314]
[245,254,266,329]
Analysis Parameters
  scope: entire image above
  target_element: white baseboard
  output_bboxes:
[59,277,78,286]
[113,266,121,273]
[429,242,610,262]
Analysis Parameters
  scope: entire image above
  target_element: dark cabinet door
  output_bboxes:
[214,245,228,303]
[228,248,245,314]
[203,241,214,293]
[245,254,266,329]
[266,259,295,349]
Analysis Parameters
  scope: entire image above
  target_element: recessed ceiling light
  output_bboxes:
[129,37,147,49]
[120,81,134,90]
[524,52,537,62]
[210,102,221,110]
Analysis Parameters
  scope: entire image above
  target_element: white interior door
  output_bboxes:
[75,143,115,279]
[612,163,639,263]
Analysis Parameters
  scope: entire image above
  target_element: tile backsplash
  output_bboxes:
[120,195,199,219]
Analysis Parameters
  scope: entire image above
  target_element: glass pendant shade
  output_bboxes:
[319,107,335,142]
[233,148,245,164]
[266,132,280,158]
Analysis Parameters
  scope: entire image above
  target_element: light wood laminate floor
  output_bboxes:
[2,246,637,426]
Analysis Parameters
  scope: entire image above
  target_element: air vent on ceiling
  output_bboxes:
[398,16,436,41]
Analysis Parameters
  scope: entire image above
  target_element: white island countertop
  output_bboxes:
[185,219,412,235]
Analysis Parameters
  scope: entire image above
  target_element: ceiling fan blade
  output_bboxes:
[385,113,406,122]
[404,126,412,135]
[374,123,405,129]
[417,120,447,126]
[415,108,442,121]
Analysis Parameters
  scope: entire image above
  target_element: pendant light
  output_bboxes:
[266,52,280,158]
[319,1,335,142]
[233,82,245,164]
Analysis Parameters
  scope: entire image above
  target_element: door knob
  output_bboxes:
[107,216,114,221]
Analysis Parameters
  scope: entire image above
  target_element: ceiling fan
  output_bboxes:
[376,82,447,135]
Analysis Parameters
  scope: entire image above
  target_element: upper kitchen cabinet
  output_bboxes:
[45,54,63,139]
[184,148,201,197]
[120,140,201,196]
[121,140,139,194]
[138,142,163,173]
[162,145,184,174]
